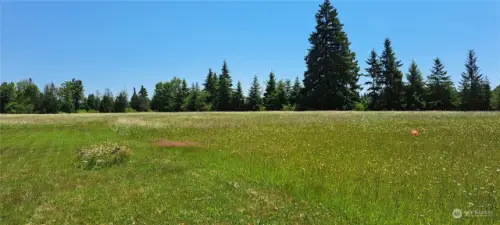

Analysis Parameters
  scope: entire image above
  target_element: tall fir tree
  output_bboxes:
[404,60,425,110]
[380,38,405,110]
[114,90,129,112]
[86,93,97,111]
[459,50,484,110]
[137,85,150,112]
[130,87,140,111]
[99,88,114,113]
[247,75,262,111]
[480,76,491,110]
[364,49,383,110]
[203,68,218,107]
[275,80,287,110]
[492,85,500,110]
[302,0,360,110]
[290,76,302,107]
[174,79,189,111]
[216,60,233,111]
[426,58,454,110]
[232,81,245,111]
[263,72,277,110]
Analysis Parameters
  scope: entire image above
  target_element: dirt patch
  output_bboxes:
[152,139,198,148]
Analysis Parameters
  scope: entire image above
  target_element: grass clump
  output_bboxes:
[75,140,132,170]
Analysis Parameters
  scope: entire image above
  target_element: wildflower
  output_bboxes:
[411,129,419,137]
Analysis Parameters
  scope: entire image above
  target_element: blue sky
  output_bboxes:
[1,1,499,97]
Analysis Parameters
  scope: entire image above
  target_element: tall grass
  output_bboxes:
[0,112,498,224]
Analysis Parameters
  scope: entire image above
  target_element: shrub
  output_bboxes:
[282,104,296,111]
[75,141,132,170]
[259,105,267,111]
[353,102,366,111]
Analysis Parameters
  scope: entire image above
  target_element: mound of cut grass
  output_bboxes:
[75,140,132,170]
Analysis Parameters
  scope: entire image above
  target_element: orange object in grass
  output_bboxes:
[411,129,419,137]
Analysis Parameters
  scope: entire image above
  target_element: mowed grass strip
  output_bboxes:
[0,112,499,224]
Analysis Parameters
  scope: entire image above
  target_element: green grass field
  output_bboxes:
[1,112,499,224]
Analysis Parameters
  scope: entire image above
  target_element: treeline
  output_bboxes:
[1,0,499,114]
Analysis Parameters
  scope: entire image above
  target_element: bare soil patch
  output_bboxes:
[152,139,198,148]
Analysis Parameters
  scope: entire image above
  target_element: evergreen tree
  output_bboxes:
[99,88,114,113]
[232,81,245,111]
[130,87,140,111]
[492,85,500,110]
[364,49,383,110]
[459,50,484,110]
[114,90,129,112]
[174,79,189,111]
[263,72,277,110]
[302,0,360,110]
[41,82,59,114]
[380,38,405,110]
[185,83,199,111]
[426,58,454,110]
[86,94,97,111]
[284,79,292,106]
[137,85,150,112]
[0,82,17,113]
[480,76,491,110]
[404,60,425,110]
[275,80,287,110]
[290,76,302,106]
[216,60,233,111]
[247,75,262,111]
[203,68,218,107]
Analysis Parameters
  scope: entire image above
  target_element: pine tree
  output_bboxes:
[130,87,139,111]
[404,60,425,110]
[232,81,245,111]
[137,85,150,112]
[480,76,491,110]
[290,76,302,106]
[203,68,218,107]
[426,58,454,110]
[492,85,500,110]
[284,79,292,106]
[459,50,484,110]
[114,90,128,112]
[302,0,360,110]
[247,75,262,111]
[99,88,114,113]
[86,94,97,111]
[263,72,277,110]
[216,60,233,111]
[275,80,287,110]
[364,49,383,110]
[380,38,405,110]
[174,79,189,111]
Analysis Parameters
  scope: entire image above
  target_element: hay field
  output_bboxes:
[0,112,499,224]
